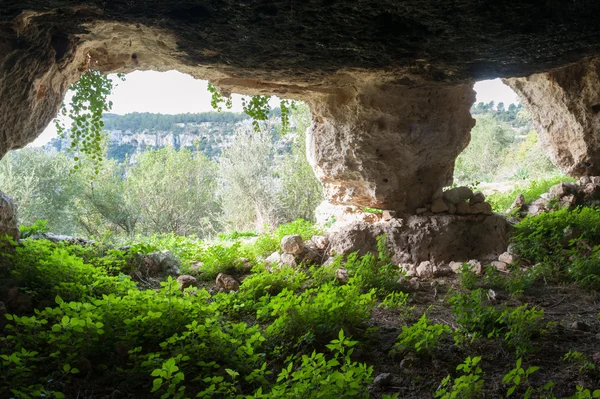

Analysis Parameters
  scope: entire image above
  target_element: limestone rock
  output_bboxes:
[177,275,197,291]
[571,321,590,332]
[492,261,509,272]
[189,261,204,273]
[215,273,240,292]
[137,250,180,277]
[335,268,349,284]
[447,202,457,215]
[382,210,396,221]
[372,373,393,387]
[442,188,461,205]
[311,235,329,250]
[456,200,471,215]
[281,235,304,255]
[470,202,493,215]
[508,194,526,213]
[498,252,518,264]
[506,58,600,178]
[431,198,449,213]
[265,252,282,266]
[470,191,485,204]
[416,261,433,278]
[467,259,483,274]
[0,192,19,241]
[280,253,297,267]
[328,215,512,265]
[449,261,464,273]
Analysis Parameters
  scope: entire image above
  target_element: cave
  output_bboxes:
[2,1,600,255]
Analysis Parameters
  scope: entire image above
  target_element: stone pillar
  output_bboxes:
[307,82,475,213]
[505,57,600,177]
[0,192,19,241]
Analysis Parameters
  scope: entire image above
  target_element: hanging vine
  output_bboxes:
[207,82,295,134]
[55,69,124,174]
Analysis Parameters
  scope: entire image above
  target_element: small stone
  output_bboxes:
[442,188,461,204]
[399,358,413,369]
[177,275,197,291]
[499,252,517,264]
[215,273,240,292]
[492,260,508,272]
[487,289,497,301]
[470,191,485,204]
[572,321,590,332]
[335,268,349,284]
[382,210,396,221]
[470,202,493,215]
[281,253,297,267]
[265,251,281,265]
[431,198,449,213]
[456,200,470,214]
[416,261,433,278]
[311,235,329,250]
[468,259,483,274]
[415,207,427,214]
[372,373,393,387]
[447,202,457,214]
[281,235,305,255]
[449,261,464,273]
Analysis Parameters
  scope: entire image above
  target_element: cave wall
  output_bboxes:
[3,2,600,214]
[505,57,600,177]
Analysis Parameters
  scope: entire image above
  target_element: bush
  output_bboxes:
[487,175,575,213]
[252,219,322,257]
[394,314,451,355]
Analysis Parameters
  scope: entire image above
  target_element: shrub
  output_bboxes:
[394,314,451,355]
[197,241,250,279]
[252,219,322,257]
[435,356,484,399]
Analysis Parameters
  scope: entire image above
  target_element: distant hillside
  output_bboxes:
[46,111,291,162]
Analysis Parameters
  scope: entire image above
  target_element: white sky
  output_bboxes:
[31,71,520,146]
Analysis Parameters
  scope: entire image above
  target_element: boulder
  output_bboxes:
[281,235,305,255]
[382,210,396,221]
[442,188,461,204]
[431,198,449,213]
[470,202,493,215]
[215,273,240,292]
[498,252,518,264]
[447,202,457,215]
[137,250,180,277]
[456,200,471,215]
[492,260,509,272]
[470,191,485,204]
[0,192,19,241]
[449,261,464,273]
[328,214,512,265]
[335,268,349,284]
[177,275,197,291]
[467,259,483,274]
[416,261,433,278]
[508,193,526,213]
[265,252,282,266]
[455,186,474,201]
[280,253,297,267]
[311,235,329,250]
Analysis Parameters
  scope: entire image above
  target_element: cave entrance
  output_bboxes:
[0,70,323,239]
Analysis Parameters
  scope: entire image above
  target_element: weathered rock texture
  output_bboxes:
[505,57,600,177]
[328,214,512,265]
[0,191,19,241]
[308,83,475,212]
[3,2,600,210]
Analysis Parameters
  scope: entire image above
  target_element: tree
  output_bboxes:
[126,147,221,236]
[0,148,81,234]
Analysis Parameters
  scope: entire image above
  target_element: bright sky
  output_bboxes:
[32,71,520,146]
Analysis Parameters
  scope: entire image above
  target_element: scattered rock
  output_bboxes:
[382,210,396,221]
[265,252,282,265]
[467,259,483,274]
[431,198,449,213]
[281,253,297,267]
[447,202,457,214]
[177,275,197,291]
[215,273,240,292]
[498,252,517,264]
[311,235,329,250]
[525,198,549,216]
[449,261,464,273]
[281,235,305,255]
[492,260,509,272]
[470,191,485,204]
[571,321,590,332]
[372,373,393,387]
[335,268,349,284]
[416,261,433,278]
[456,200,471,215]
[470,202,493,215]
[138,250,180,277]
[432,263,452,277]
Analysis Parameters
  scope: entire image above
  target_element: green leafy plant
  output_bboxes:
[503,358,543,398]
[570,386,600,399]
[435,356,484,399]
[55,71,125,174]
[394,314,451,355]
[18,219,49,238]
[564,350,597,374]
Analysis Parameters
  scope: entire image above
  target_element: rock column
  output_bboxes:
[307,82,475,213]
[505,57,600,177]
